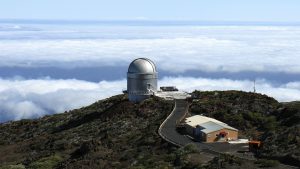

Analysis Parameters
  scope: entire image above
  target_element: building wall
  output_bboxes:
[127,76,157,93]
[185,124,238,143]
[127,73,157,102]
[184,124,194,136]
[205,129,238,143]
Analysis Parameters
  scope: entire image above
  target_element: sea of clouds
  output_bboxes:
[1,25,300,73]
[0,77,299,123]
[0,22,300,122]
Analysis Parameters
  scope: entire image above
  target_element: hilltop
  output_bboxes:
[0,95,177,168]
[190,90,300,167]
[0,91,299,169]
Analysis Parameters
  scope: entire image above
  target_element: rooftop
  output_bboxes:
[155,91,191,100]
[185,115,238,133]
[128,58,157,74]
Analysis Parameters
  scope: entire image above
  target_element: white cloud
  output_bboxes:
[0,26,300,73]
[284,82,300,90]
[0,78,126,123]
[0,77,299,123]
[159,77,300,102]
[0,25,299,122]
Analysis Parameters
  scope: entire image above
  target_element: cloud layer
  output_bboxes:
[0,25,300,73]
[0,24,300,123]
[0,78,126,123]
[0,77,299,123]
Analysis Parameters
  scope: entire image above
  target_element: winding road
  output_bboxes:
[158,99,193,147]
[158,99,251,159]
[158,98,298,168]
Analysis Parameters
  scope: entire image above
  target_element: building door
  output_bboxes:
[147,83,151,90]
[218,131,227,141]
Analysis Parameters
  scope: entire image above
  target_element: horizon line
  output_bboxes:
[1,19,300,26]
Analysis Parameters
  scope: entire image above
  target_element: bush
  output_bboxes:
[255,159,279,168]
[0,164,25,169]
[183,144,198,154]
[27,155,63,169]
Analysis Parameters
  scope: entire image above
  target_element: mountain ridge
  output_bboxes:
[0,91,299,169]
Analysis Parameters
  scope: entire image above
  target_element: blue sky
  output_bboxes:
[1,0,300,22]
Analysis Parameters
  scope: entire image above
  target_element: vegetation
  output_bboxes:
[207,154,282,169]
[190,90,300,167]
[261,101,300,167]
[0,94,206,169]
[0,91,299,168]
[254,159,280,168]
[0,164,25,169]
[0,95,173,168]
[27,155,63,169]
[190,90,280,135]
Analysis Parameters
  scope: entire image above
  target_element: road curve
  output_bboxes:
[159,99,260,154]
[158,99,210,150]
[158,99,249,152]
[158,99,298,168]
[158,99,190,146]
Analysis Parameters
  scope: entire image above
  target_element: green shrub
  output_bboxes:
[183,144,198,154]
[0,164,25,169]
[27,155,63,169]
[255,159,279,168]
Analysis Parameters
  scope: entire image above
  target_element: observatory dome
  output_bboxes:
[127,58,158,103]
[128,58,156,74]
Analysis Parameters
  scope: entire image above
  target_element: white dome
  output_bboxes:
[128,58,156,74]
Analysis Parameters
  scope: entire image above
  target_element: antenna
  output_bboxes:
[253,79,256,93]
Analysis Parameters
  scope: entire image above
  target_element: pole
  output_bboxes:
[253,79,256,93]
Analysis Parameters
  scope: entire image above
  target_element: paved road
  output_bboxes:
[159,99,211,150]
[158,99,298,168]
[158,99,251,159]
[159,99,191,146]
[158,99,216,162]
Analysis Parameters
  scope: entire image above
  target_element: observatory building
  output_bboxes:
[127,58,158,102]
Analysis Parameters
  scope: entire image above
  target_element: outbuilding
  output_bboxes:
[184,115,238,143]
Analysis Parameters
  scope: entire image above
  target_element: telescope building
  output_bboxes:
[127,58,158,102]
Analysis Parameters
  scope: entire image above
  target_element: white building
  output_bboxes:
[185,115,238,142]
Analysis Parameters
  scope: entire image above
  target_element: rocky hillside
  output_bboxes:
[190,90,300,167]
[0,91,299,169]
[261,101,300,166]
[0,94,222,169]
[0,95,178,169]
